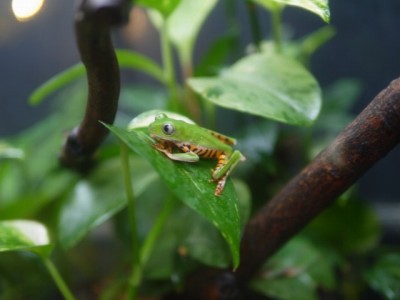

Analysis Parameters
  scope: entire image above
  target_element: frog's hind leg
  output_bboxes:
[212,150,245,181]
[214,174,228,196]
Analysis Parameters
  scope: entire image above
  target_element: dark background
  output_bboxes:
[0,1,399,207]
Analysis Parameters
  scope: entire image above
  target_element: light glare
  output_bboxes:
[12,0,45,21]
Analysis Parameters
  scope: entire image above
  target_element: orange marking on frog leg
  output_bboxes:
[207,130,236,146]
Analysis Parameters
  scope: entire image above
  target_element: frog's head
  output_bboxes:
[148,113,182,142]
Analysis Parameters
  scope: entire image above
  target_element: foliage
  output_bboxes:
[1,0,398,299]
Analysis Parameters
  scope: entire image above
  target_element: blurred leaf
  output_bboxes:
[58,157,158,248]
[251,237,338,299]
[310,78,363,158]
[304,198,381,254]
[253,0,330,22]
[238,121,278,163]
[105,122,241,268]
[29,50,163,105]
[322,78,363,113]
[278,26,335,64]
[233,179,252,229]
[29,64,84,105]
[136,0,181,17]
[119,85,167,115]
[188,51,321,126]
[196,32,239,76]
[364,253,400,300]
[116,49,164,83]
[252,276,317,300]
[0,220,52,258]
[0,142,24,160]
[167,0,218,64]
[297,26,335,62]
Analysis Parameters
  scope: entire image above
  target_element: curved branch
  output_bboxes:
[237,77,400,282]
[178,78,400,299]
[59,0,130,171]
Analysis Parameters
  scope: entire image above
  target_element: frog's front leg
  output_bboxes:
[154,143,199,162]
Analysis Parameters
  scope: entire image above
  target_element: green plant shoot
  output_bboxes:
[148,114,245,196]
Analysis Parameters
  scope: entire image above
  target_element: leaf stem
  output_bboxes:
[140,194,176,265]
[270,5,283,52]
[246,0,262,51]
[160,20,180,112]
[120,142,140,299]
[43,258,75,300]
[127,194,176,298]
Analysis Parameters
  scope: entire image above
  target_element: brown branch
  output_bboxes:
[59,0,130,171]
[177,78,400,299]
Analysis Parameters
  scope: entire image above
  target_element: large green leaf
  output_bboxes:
[0,220,52,258]
[167,0,218,64]
[188,51,321,126]
[58,157,158,248]
[105,123,241,268]
[253,0,330,22]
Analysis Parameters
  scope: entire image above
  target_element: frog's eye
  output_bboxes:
[162,123,175,135]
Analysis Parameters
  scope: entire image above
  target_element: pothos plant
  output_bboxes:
[1,0,398,299]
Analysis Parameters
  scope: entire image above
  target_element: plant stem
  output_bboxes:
[246,0,262,51]
[43,258,75,300]
[120,143,140,299]
[140,194,176,265]
[128,194,176,296]
[160,20,180,112]
[270,4,283,52]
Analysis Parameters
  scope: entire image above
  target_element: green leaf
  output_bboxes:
[116,49,164,83]
[167,0,218,64]
[0,220,52,257]
[188,51,322,126]
[195,33,239,76]
[304,198,381,254]
[58,157,158,248]
[364,253,400,300]
[29,49,163,105]
[105,121,241,268]
[253,0,330,22]
[136,0,181,18]
[252,276,318,300]
[0,142,25,160]
[251,237,338,299]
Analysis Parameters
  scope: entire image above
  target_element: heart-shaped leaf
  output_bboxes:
[105,122,241,268]
[188,51,322,126]
[0,220,52,257]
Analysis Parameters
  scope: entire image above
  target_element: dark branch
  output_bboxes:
[236,77,400,282]
[59,0,130,171]
[178,78,400,299]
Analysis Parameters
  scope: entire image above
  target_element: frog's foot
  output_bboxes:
[214,175,227,197]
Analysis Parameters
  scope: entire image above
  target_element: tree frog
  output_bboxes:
[148,114,245,196]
